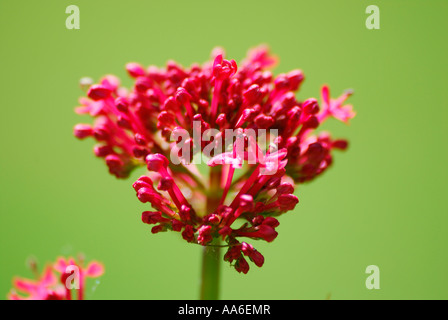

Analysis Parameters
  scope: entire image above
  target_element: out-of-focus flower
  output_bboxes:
[7,255,104,300]
[7,265,64,300]
[74,46,354,273]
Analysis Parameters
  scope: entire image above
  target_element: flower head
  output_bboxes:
[8,265,63,300]
[8,255,104,300]
[74,46,354,273]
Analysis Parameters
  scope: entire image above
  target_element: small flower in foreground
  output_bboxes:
[7,265,63,300]
[74,46,355,274]
[8,255,104,300]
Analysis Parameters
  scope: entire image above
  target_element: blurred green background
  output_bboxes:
[1,0,447,300]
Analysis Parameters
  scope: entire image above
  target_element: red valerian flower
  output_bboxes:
[54,256,105,300]
[74,46,355,273]
[8,256,104,300]
[7,265,64,300]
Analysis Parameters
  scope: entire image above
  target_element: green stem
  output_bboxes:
[200,166,222,300]
[200,239,221,300]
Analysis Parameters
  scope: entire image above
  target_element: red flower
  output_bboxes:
[8,255,104,300]
[74,46,354,273]
[8,265,64,300]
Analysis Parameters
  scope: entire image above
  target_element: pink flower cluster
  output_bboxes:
[74,46,354,273]
[8,256,104,300]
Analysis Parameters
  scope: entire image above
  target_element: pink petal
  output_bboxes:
[54,257,68,273]
[101,75,120,91]
[13,278,38,293]
[40,266,57,287]
[332,104,356,123]
[68,258,77,266]
[213,54,223,69]
[75,106,90,114]
[85,262,105,278]
[321,85,330,107]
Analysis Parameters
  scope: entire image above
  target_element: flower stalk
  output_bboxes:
[200,166,223,300]
[200,239,221,300]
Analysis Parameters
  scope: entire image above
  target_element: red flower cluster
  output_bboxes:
[8,256,104,300]
[74,46,354,273]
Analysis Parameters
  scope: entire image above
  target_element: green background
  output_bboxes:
[1,0,447,300]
